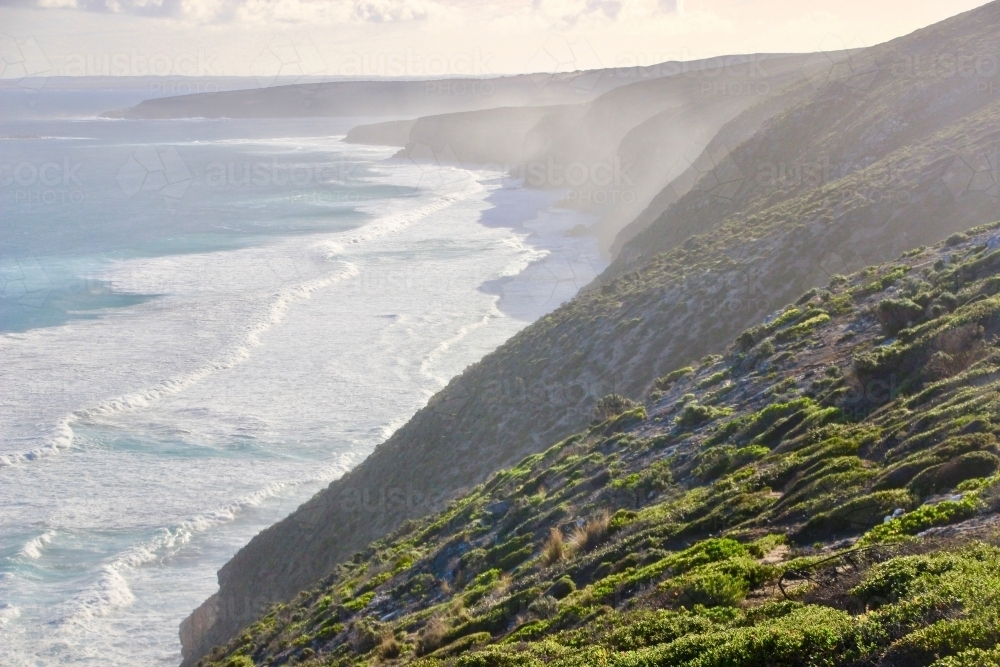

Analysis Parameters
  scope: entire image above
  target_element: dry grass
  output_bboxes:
[567,510,611,554]
[416,616,448,656]
[377,633,401,660]
[542,527,566,565]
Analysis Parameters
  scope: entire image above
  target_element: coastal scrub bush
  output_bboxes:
[858,497,977,545]
[654,367,695,390]
[877,298,925,336]
[594,395,637,422]
[378,633,402,659]
[774,313,830,342]
[546,576,576,600]
[676,403,729,428]
[932,647,1000,667]
[223,657,254,667]
[908,452,1000,497]
[660,566,751,608]
[528,595,560,620]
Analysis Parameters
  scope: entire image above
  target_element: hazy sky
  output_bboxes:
[0,0,994,79]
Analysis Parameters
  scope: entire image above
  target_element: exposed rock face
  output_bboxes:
[181,3,1000,664]
[180,594,218,661]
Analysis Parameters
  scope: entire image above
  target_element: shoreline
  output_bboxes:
[474,181,606,321]
[0,147,609,667]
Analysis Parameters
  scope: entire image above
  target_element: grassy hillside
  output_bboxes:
[198,223,1000,667]
[178,6,1000,663]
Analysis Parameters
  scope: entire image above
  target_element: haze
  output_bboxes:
[1,0,994,79]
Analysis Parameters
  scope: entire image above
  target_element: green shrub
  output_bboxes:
[343,591,375,611]
[851,552,965,604]
[496,546,534,571]
[800,490,913,537]
[456,647,544,667]
[625,605,855,667]
[223,657,254,667]
[546,576,576,600]
[775,314,830,342]
[772,308,804,327]
[882,619,1000,666]
[660,569,750,608]
[528,595,560,620]
[609,509,639,531]
[859,497,977,544]
[473,569,501,588]
[595,394,638,422]
[669,539,749,574]
[697,371,729,389]
[677,403,730,428]
[932,647,1000,667]
[877,298,926,335]
[601,610,715,651]
[692,446,735,482]
[908,452,1000,497]
[655,367,694,390]
[428,632,492,659]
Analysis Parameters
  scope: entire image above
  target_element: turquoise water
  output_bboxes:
[0,110,605,665]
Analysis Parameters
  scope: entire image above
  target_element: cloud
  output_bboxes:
[16,0,683,24]
[352,0,430,22]
[529,0,682,27]
[33,0,182,16]
[13,0,438,21]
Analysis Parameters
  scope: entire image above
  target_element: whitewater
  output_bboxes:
[0,114,605,665]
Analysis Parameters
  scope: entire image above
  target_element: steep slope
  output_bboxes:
[178,5,1000,663]
[610,1,1000,277]
[361,53,819,253]
[604,81,808,258]
[199,222,1000,667]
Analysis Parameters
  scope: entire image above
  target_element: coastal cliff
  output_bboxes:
[180,3,1000,663]
[198,218,1000,667]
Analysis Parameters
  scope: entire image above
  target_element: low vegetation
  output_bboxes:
[199,225,1000,667]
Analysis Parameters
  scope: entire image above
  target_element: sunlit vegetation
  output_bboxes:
[199,225,1000,667]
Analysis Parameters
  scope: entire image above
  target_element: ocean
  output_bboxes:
[0,108,605,665]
